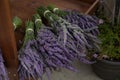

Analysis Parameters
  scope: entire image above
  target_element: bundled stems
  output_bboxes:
[21,21,34,47]
[47,5,67,17]
[33,14,77,72]
[12,16,22,30]
[37,6,100,64]
[32,14,42,33]
[38,6,99,54]
[18,21,43,80]
[37,6,84,46]
[47,5,101,51]
[47,5,101,35]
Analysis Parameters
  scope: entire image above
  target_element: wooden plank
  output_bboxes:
[85,0,99,14]
[0,0,18,79]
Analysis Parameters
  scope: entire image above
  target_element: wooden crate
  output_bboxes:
[0,0,99,80]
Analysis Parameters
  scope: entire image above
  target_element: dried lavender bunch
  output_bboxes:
[47,5,102,36]
[47,6,102,63]
[18,21,43,80]
[37,7,86,56]
[32,14,77,73]
[37,6,100,63]
[0,49,9,80]
[47,5,101,48]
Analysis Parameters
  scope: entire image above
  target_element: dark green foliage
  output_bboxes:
[99,22,120,59]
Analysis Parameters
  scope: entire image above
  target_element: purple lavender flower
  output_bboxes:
[36,27,75,70]
[18,21,44,80]
[0,49,9,80]
[47,6,101,64]
[63,10,100,36]
[32,14,77,80]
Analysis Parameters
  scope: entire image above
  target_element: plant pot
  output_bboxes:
[92,60,120,80]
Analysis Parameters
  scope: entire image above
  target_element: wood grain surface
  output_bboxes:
[0,0,18,68]
[0,0,18,79]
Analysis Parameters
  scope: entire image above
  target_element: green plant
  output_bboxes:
[99,22,120,60]
[96,0,120,61]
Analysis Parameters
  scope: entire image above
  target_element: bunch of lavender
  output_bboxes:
[32,14,76,73]
[0,49,9,80]
[37,6,99,63]
[18,21,43,80]
[47,5,102,48]
[37,7,86,56]
[47,6,103,62]
[47,5,102,36]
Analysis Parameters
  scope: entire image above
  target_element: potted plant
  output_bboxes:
[92,0,120,80]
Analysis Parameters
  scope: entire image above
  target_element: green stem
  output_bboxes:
[37,6,59,23]
[12,16,22,30]
[32,14,42,33]
[22,21,35,48]
[37,6,63,35]
[47,5,67,17]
